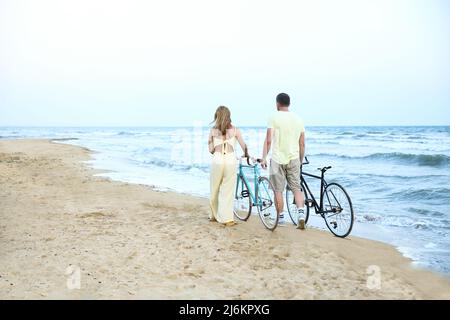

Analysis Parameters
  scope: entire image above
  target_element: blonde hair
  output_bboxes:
[212,106,232,136]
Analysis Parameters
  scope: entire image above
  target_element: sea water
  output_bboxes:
[1,126,449,274]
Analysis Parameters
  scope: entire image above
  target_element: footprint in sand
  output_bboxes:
[79,211,114,219]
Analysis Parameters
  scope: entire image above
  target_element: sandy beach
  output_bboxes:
[0,139,449,299]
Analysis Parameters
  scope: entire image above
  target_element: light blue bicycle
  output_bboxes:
[233,158,279,231]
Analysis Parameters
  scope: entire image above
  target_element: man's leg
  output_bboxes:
[269,160,286,220]
[275,191,284,215]
[286,158,306,229]
[293,189,304,209]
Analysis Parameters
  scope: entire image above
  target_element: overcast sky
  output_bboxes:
[1,0,449,126]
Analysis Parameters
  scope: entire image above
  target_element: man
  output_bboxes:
[261,93,306,229]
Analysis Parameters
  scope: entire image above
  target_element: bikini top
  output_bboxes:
[212,127,237,155]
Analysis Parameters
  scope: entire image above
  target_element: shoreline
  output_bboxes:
[58,138,447,275]
[0,139,449,299]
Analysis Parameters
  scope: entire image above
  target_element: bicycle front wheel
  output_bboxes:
[286,186,310,226]
[233,175,252,221]
[322,183,354,238]
[256,176,279,231]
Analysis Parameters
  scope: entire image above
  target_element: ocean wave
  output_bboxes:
[408,208,444,217]
[306,138,341,145]
[338,132,355,135]
[349,173,444,180]
[312,152,450,167]
[361,213,449,230]
[361,214,381,222]
[117,131,137,136]
[389,187,450,202]
[380,153,450,166]
[135,146,167,154]
[142,159,174,168]
[141,158,209,173]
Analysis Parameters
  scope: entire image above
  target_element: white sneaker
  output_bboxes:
[297,209,306,230]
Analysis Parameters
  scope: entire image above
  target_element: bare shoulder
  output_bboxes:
[236,126,244,137]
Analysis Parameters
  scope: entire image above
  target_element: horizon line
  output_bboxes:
[1,124,450,128]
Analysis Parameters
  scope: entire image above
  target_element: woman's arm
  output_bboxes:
[208,129,215,154]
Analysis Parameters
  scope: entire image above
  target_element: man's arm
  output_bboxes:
[262,128,273,169]
[299,131,305,164]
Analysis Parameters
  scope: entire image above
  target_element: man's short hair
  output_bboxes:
[276,93,290,107]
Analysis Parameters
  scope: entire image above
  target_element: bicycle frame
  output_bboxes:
[301,170,335,216]
[236,163,267,207]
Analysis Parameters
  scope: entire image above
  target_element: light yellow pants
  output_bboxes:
[210,152,237,223]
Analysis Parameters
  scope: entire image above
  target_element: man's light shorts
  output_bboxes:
[269,158,301,193]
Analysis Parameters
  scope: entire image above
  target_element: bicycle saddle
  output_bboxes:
[317,166,332,172]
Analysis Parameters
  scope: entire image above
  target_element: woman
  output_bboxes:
[208,106,248,226]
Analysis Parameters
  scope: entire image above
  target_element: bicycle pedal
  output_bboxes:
[241,190,249,197]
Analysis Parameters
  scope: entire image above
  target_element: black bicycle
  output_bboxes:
[286,157,354,238]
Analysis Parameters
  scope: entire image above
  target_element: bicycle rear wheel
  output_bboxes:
[233,175,252,221]
[286,185,310,226]
[256,176,279,231]
[322,183,354,238]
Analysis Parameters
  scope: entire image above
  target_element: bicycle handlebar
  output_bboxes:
[240,157,264,166]
[303,156,332,172]
[240,155,332,173]
[242,156,309,167]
